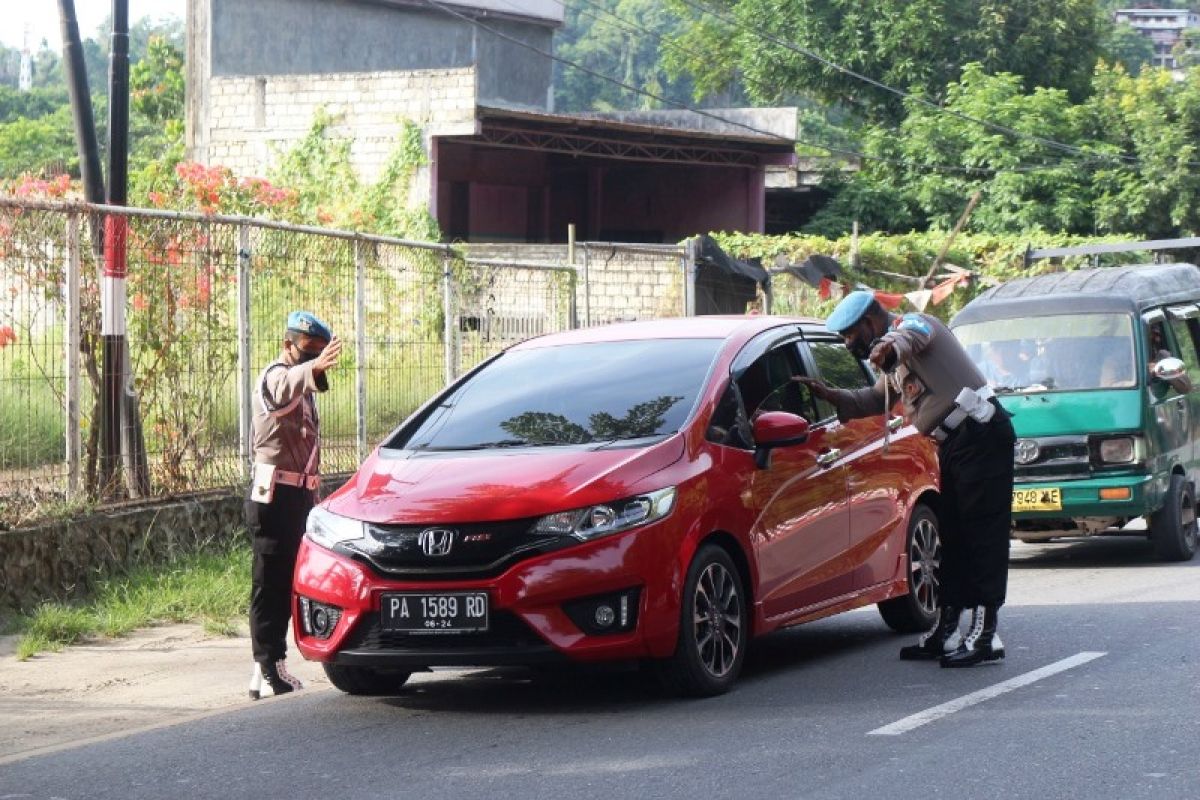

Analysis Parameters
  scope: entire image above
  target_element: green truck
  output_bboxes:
[950,263,1200,561]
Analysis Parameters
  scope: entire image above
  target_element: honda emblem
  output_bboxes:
[418,528,455,557]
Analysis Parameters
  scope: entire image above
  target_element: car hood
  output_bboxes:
[325,435,687,524]
[999,389,1142,437]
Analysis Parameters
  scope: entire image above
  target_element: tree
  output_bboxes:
[1102,20,1157,76]
[555,0,701,112]
[667,0,1105,123]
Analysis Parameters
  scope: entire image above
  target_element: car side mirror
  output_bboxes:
[752,411,810,469]
[1152,357,1187,384]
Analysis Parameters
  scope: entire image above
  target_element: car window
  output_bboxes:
[807,340,874,419]
[735,343,815,420]
[706,381,752,449]
[956,313,1135,393]
[390,338,723,450]
[1167,316,1200,379]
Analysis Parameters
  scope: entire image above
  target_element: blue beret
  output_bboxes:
[825,290,876,333]
[286,310,332,341]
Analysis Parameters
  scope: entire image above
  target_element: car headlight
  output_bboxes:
[305,506,366,549]
[532,487,677,542]
[1094,436,1145,465]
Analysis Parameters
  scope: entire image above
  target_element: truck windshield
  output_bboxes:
[389,338,723,451]
[953,313,1137,393]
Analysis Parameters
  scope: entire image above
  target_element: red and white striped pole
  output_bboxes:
[100,0,130,497]
[99,215,127,495]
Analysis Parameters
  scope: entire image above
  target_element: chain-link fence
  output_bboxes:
[1,200,727,527]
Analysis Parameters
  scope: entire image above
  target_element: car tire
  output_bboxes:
[1149,474,1198,562]
[322,663,413,696]
[877,504,941,633]
[655,544,747,698]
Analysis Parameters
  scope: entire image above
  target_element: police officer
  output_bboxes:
[246,311,341,698]
[797,291,1016,667]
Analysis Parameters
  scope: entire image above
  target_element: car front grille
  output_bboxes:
[1014,436,1091,481]
[341,610,546,652]
[344,518,570,579]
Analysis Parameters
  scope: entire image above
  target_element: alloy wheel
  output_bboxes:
[909,516,940,616]
[692,561,743,678]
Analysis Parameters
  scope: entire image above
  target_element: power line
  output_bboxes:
[670,0,1160,167]
[428,0,1075,177]
[560,0,1096,176]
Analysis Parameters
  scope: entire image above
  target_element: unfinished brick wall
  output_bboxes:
[199,67,479,207]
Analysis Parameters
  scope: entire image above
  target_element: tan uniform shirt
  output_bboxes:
[826,312,987,436]
[250,358,329,473]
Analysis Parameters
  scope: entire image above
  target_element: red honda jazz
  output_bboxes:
[293,316,941,696]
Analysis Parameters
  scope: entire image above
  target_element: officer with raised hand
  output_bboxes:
[796,291,1016,667]
[246,311,341,698]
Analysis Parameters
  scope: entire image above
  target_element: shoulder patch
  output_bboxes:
[897,314,932,335]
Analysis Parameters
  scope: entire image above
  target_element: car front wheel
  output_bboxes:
[878,503,941,632]
[323,663,413,696]
[655,544,747,697]
[1150,474,1197,562]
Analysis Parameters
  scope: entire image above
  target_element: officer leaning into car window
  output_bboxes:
[246,311,341,698]
[796,291,1016,668]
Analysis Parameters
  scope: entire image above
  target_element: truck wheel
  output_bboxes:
[878,504,941,632]
[1150,475,1197,562]
[323,663,412,695]
[655,544,747,697]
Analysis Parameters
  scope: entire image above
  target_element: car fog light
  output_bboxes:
[563,588,641,636]
[298,596,342,640]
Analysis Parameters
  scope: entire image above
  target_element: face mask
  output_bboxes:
[291,343,322,364]
[846,319,876,360]
[848,337,873,361]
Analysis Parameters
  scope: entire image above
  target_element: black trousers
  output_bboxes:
[937,402,1016,609]
[246,484,314,665]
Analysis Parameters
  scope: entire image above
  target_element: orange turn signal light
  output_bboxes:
[1099,488,1131,501]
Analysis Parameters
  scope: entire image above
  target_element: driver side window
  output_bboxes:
[706,343,816,449]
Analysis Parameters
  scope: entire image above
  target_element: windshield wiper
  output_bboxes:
[412,439,558,451]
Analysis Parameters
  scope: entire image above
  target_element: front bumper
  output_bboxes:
[292,520,684,668]
[1011,473,1155,523]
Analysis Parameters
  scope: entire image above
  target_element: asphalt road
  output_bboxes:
[3,537,1197,800]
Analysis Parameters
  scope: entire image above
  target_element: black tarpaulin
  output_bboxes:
[694,234,769,315]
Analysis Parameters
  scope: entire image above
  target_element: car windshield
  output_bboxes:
[390,338,723,450]
[954,313,1137,393]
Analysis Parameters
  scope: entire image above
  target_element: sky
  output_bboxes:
[1,1,186,51]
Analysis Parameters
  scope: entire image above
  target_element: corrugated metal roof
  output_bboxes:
[953,263,1200,326]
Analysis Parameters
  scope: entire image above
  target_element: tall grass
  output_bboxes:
[14,540,252,660]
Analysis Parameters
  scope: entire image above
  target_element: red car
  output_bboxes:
[294,316,942,696]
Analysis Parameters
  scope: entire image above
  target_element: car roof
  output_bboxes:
[952,263,1200,326]
[510,315,824,350]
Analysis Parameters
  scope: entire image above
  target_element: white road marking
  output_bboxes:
[868,651,1107,736]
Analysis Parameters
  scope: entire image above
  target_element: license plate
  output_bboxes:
[380,592,489,632]
[1012,487,1062,512]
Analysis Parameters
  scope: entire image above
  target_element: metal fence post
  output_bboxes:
[442,250,455,385]
[683,237,697,317]
[582,245,592,327]
[236,223,253,481]
[64,212,82,499]
[354,239,368,461]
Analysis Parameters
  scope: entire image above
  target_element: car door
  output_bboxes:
[800,333,908,590]
[725,333,852,619]
[1145,310,1191,471]
[1166,304,1200,481]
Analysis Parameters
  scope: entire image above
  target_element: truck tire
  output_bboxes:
[1149,474,1197,562]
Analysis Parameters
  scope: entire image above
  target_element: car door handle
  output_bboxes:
[816,449,841,467]
[887,416,904,432]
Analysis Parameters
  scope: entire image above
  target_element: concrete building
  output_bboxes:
[185,0,798,243]
[1113,7,1200,69]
